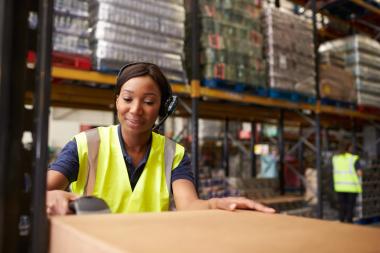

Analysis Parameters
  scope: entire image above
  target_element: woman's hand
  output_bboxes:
[173,179,275,213]
[208,197,276,213]
[46,190,79,216]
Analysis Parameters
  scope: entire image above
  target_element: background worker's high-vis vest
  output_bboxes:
[71,125,185,213]
[332,153,362,193]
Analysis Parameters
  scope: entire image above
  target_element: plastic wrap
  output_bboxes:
[192,0,265,86]
[319,65,356,102]
[89,0,186,81]
[53,0,92,55]
[319,35,380,107]
[90,0,185,21]
[262,7,315,93]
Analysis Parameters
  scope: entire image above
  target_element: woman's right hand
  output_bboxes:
[46,190,79,216]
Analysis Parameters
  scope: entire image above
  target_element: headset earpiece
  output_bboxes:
[154,96,178,131]
[165,96,178,116]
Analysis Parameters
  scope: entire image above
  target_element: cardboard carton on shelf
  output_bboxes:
[50,210,380,253]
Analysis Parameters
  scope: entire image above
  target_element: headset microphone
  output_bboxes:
[153,96,178,131]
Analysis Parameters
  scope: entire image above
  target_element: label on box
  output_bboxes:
[214,63,225,79]
[208,34,221,49]
[279,54,287,69]
[204,5,216,17]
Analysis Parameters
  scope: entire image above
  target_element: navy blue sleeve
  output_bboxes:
[354,160,362,171]
[171,152,194,185]
[49,140,79,183]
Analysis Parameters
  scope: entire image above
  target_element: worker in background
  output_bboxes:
[332,141,362,223]
[46,62,275,215]
[258,146,278,179]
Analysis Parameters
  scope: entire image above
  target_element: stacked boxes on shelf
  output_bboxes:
[318,64,356,103]
[357,164,380,219]
[198,168,241,200]
[319,35,380,108]
[90,0,186,82]
[197,0,265,87]
[237,178,280,199]
[262,7,315,96]
[53,0,92,56]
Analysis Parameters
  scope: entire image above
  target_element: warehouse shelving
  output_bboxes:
[45,66,380,123]
[1,1,379,252]
[28,0,379,220]
[289,0,380,42]
[17,0,380,232]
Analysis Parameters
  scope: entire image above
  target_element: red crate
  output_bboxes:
[27,50,92,70]
[357,105,380,115]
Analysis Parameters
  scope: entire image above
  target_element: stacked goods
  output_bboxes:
[262,7,315,95]
[198,168,241,199]
[198,0,265,87]
[304,168,317,205]
[357,164,380,219]
[53,0,92,56]
[90,0,186,82]
[228,178,280,199]
[319,64,356,102]
[319,35,380,108]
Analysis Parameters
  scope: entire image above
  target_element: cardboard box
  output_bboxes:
[50,210,380,253]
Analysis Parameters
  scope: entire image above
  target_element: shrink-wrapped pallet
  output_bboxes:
[53,0,92,55]
[90,0,186,82]
[262,7,315,95]
[188,0,265,87]
[319,35,380,108]
[319,65,356,102]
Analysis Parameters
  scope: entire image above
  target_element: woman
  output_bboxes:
[47,62,275,215]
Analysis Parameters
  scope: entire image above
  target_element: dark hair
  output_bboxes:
[115,62,172,117]
[337,140,350,154]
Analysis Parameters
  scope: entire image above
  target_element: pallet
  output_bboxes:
[268,88,316,104]
[320,97,356,109]
[355,216,380,225]
[202,78,249,93]
[27,50,92,70]
[357,105,380,115]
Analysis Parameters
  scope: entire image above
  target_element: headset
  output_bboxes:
[116,62,178,131]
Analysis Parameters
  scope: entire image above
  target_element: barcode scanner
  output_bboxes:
[69,196,111,215]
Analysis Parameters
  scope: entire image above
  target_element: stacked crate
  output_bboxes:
[319,35,380,108]
[197,0,265,87]
[357,164,380,219]
[198,168,241,199]
[262,7,315,96]
[53,0,92,56]
[89,0,186,82]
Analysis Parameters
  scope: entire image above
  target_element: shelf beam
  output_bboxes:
[52,67,116,85]
[50,67,380,122]
[350,0,380,16]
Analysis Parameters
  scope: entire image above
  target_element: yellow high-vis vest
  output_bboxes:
[332,153,362,193]
[71,125,185,213]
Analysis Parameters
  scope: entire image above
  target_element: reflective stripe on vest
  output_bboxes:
[332,153,362,193]
[71,125,185,213]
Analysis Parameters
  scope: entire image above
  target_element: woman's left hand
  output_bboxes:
[208,197,276,213]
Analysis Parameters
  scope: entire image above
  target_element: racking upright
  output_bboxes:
[0,0,54,252]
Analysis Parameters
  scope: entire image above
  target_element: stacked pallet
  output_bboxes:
[357,164,380,219]
[239,178,280,199]
[196,0,265,87]
[262,7,315,96]
[318,64,356,103]
[198,168,241,199]
[319,35,380,108]
[53,0,92,56]
[90,0,186,82]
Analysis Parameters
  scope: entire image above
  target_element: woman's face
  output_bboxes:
[116,75,161,134]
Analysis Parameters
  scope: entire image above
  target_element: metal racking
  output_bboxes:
[1,0,380,252]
